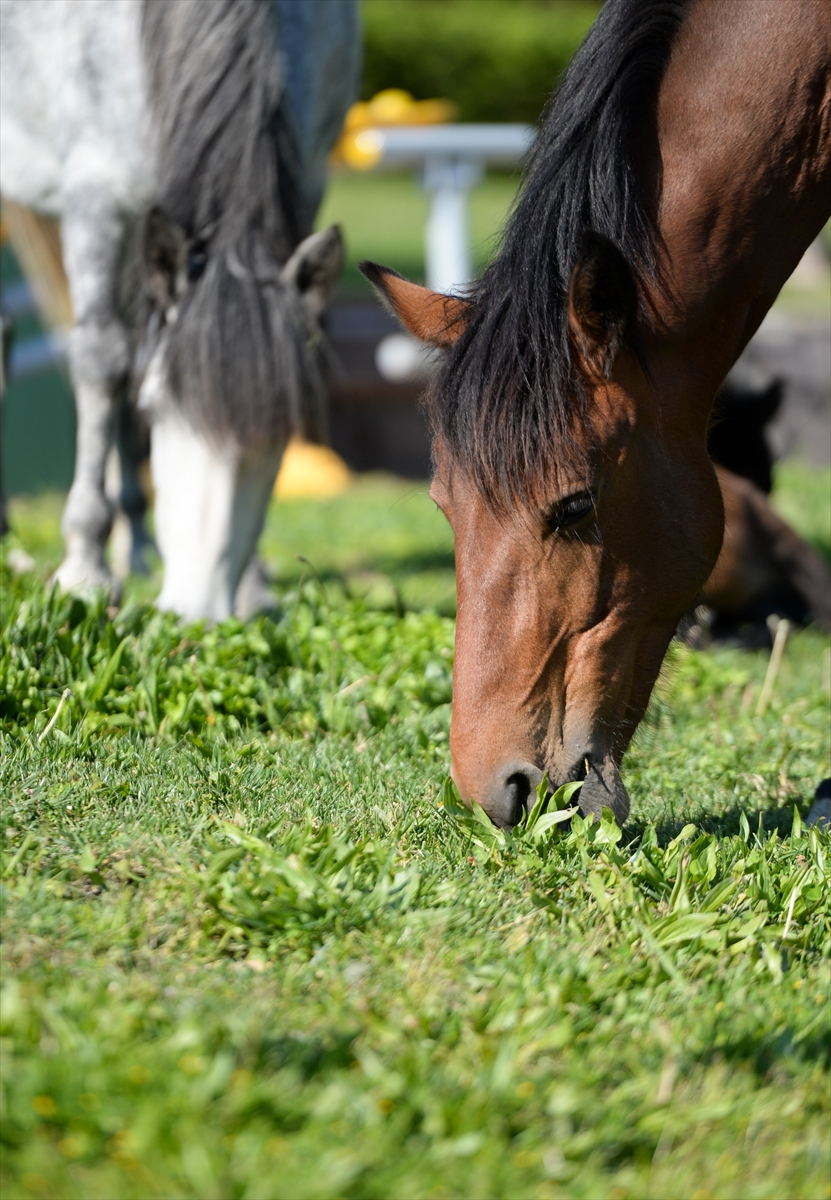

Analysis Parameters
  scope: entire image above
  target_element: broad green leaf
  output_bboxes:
[88,636,129,702]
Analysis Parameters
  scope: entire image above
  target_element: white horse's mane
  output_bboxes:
[139,0,325,448]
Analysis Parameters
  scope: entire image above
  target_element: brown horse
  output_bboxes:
[701,466,830,641]
[361,0,831,827]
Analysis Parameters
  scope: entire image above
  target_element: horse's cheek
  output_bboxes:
[622,444,723,618]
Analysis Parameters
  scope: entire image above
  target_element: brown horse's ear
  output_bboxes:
[568,231,638,378]
[359,261,471,349]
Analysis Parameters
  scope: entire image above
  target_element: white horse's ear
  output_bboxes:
[143,207,187,311]
[281,225,344,316]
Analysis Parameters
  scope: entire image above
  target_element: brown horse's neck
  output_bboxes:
[648,0,831,418]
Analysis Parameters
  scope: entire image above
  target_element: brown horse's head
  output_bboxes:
[362,236,724,827]
[361,0,831,828]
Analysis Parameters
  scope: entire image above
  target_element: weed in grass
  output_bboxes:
[0,568,453,753]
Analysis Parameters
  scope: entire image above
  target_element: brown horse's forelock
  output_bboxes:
[428,0,690,509]
[140,0,325,450]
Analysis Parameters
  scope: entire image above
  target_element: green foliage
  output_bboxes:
[0,567,453,749]
[362,0,601,123]
[202,817,440,953]
[2,476,830,1199]
[772,460,831,562]
[442,780,831,975]
[204,779,831,978]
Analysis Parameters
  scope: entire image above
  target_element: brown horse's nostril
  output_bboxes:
[504,772,533,826]
[468,762,543,828]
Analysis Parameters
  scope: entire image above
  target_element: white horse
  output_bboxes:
[0,0,360,621]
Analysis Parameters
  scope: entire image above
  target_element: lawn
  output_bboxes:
[1,462,830,1200]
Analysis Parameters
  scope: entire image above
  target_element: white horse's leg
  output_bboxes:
[53,189,130,596]
[151,411,284,623]
[111,392,154,577]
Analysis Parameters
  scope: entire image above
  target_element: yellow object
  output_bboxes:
[274,438,352,499]
[332,89,457,170]
[341,128,387,170]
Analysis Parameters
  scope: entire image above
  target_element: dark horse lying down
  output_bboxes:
[702,377,830,643]
[363,0,831,825]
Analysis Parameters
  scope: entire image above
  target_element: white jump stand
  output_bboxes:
[350,124,534,380]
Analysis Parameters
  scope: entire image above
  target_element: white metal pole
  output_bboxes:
[422,158,482,294]
[364,126,535,382]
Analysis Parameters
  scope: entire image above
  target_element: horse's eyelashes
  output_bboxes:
[545,491,595,532]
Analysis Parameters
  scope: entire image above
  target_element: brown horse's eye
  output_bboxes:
[546,491,595,532]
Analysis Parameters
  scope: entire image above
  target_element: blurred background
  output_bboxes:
[2,0,829,614]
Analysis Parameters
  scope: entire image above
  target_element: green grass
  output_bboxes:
[1,469,830,1200]
[260,477,457,617]
[4,475,458,617]
[772,461,831,561]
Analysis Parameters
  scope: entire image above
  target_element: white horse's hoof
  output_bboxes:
[52,557,121,604]
[5,547,36,575]
[235,556,277,620]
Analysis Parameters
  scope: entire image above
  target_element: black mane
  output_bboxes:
[429,0,689,506]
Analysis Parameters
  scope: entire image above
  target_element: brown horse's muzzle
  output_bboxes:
[578,757,630,823]
[453,759,543,828]
[453,752,630,829]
